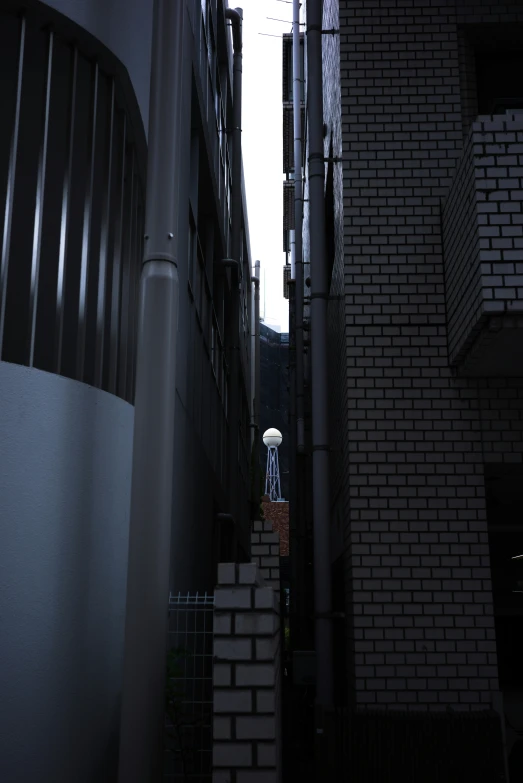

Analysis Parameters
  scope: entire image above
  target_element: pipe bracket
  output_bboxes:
[306,25,339,35]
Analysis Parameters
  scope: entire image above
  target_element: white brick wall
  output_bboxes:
[213,556,282,783]
[329,0,523,711]
[251,521,281,595]
[443,116,523,365]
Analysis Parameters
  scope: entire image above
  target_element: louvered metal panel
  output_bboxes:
[283,105,305,173]
[282,33,292,103]
[283,264,291,300]
[283,181,295,232]
[283,104,292,173]
[283,228,290,254]
[0,10,146,404]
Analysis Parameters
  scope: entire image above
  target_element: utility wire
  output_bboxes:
[267,17,304,23]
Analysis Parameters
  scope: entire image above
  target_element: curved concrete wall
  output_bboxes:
[41,0,153,132]
[0,362,134,782]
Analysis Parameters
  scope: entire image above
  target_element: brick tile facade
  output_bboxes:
[260,498,289,556]
[320,0,523,710]
[251,520,282,593]
[443,117,523,365]
[213,558,281,783]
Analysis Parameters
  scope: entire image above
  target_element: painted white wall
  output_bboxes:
[0,361,134,782]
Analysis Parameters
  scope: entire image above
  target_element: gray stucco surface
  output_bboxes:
[42,0,153,131]
[0,361,134,782]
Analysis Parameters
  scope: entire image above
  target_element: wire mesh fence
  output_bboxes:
[164,593,214,782]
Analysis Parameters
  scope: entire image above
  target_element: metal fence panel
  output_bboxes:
[324,706,506,783]
[164,593,214,783]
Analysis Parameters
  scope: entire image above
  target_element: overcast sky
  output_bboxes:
[239,0,292,332]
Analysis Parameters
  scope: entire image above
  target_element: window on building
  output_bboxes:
[485,464,523,689]
[476,50,523,114]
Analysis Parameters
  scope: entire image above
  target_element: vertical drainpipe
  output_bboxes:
[293,0,305,453]
[225,7,244,555]
[250,264,256,445]
[118,0,183,780]
[252,260,261,509]
[254,260,261,444]
[306,0,334,710]
[287,275,299,644]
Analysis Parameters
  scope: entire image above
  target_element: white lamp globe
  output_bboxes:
[263,428,283,448]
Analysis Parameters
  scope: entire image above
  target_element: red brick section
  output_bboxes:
[261,496,289,556]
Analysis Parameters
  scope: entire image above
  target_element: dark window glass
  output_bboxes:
[494,616,523,688]
[476,50,523,114]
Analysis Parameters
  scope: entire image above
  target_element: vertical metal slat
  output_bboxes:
[28,30,54,366]
[117,149,134,400]
[108,113,127,395]
[125,176,136,403]
[55,46,78,374]
[127,175,140,402]
[127,160,142,402]
[0,16,26,353]
[94,77,115,389]
[76,61,99,382]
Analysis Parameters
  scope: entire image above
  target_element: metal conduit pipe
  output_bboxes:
[287,277,300,644]
[251,261,261,511]
[306,0,334,711]
[225,7,244,553]
[293,0,305,453]
[118,0,183,779]
[290,228,296,279]
[253,260,261,441]
[221,256,241,273]
[250,265,256,445]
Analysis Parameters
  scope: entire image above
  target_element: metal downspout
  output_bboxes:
[225,7,244,556]
[293,0,305,453]
[250,265,256,447]
[251,260,261,512]
[290,228,296,279]
[118,0,183,779]
[306,0,334,710]
[287,275,301,650]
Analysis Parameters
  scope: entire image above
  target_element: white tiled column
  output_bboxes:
[213,559,282,783]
